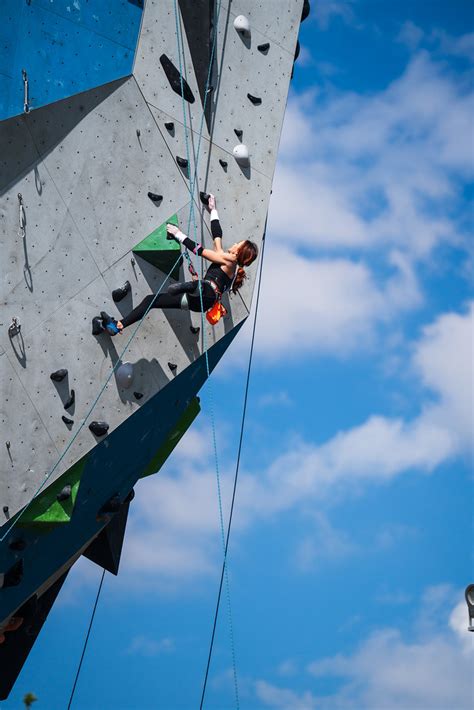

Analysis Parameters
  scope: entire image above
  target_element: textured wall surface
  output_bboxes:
[0,1,303,691]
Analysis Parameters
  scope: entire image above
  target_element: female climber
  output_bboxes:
[96,194,258,334]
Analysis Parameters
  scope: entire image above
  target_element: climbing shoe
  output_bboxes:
[100,311,121,336]
[92,317,104,335]
[168,281,198,296]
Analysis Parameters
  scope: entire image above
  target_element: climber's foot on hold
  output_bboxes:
[100,311,122,336]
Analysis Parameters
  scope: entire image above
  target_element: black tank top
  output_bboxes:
[204,263,233,294]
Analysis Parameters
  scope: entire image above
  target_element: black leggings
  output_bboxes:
[120,281,216,328]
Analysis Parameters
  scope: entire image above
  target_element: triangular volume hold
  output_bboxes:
[83,498,131,575]
[178,0,215,133]
[132,214,182,280]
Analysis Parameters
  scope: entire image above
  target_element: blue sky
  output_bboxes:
[6,1,473,708]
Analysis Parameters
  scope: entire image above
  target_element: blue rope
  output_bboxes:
[172,3,240,708]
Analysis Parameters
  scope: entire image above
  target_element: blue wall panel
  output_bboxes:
[0,0,143,121]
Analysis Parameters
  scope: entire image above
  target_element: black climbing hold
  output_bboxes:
[136,128,141,137]
[168,362,178,372]
[1,560,23,588]
[200,191,210,205]
[190,325,200,335]
[247,93,262,105]
[62,415,73,426]
[89,421,109,437]
[302,0,311,22]
[112,280,131,303]
[219,159,228,169]
[165,121,174,131]
[134,391,144,400]
[3,506,9,516]
[8,538,26,552]
[159,54,195,103]
[50,369,68,382]
[92,317,103,336]
[64,389,75,410]
[147,192,163,203]
[99,494,121,515]
[257,42,270,53]
[56,484,72,502]
[125,488,135,503]
[294,39,300,61]
[176,156,189,169]
[234,129,243,139]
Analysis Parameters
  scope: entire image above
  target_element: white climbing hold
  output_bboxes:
[234,15,250,35]
[233,143,250,167]
[116,362,134,389]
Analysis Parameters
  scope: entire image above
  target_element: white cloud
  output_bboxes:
[314,0,357,31]
[125,635,174,657]
[257,590,473,710]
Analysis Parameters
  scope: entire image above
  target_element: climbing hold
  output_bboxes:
[176,156,189,169]
[0,560,23,589]
[165,121,174,131]
[257,42,270,53]
[294,40,300,61]
[301,0,311,22]
[50,369,68,382]
[168,362,178,372]
[116,362,134,389]
[233,143,250,167]
[234,15,250,35]
[64,389,75,410]
[22,69,29,114]
[56,484,72,502]
[112,280,131,303]
[8,316,21,335]
[131,256,136,267]
[92,316,104,335]
[147,192,163,203]
[200,191,210,205]
[136,129,141,138]
[159,54,195,103]
[247,93,262,106]
[219,159,228,169]
[190,325,200,335]
[89,421,109,437]
[62,415,73,426]
[3,506,9,517]
[8,539,26,552]
[125,489,135,503]
[98,494,121,516]
[234,129,243,139]
[134,391,144,400]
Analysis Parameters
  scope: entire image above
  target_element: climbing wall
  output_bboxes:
[0,0,306,697]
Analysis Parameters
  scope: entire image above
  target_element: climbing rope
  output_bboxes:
[171,2,241,707]
[67,568,106,710]
[199,219,267,709]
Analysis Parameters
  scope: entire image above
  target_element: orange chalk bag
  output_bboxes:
[206,300,227,325]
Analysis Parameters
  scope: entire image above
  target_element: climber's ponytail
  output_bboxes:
[231,240,258,293]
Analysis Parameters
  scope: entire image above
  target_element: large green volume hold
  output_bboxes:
[132,213,182,280]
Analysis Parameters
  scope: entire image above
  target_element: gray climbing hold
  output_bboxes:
[247,93,262,106]
[257,42,270,53]
[89,421,109,437]
[64,389,75,410]
[233,144,250,167]
[50,369,68,382]
[62,415,73,426]
[57,484,72,502]
[147,192,163,204]
[116,362,134,389]
[234,15,250,35]
[176,156,189,169]
[112,280,131,302]
[168,362,178,372]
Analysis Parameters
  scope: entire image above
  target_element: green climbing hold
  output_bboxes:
[19,456,88,526]
[132,214,182,280]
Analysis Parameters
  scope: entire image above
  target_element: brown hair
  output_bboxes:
[231,240,258,293]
